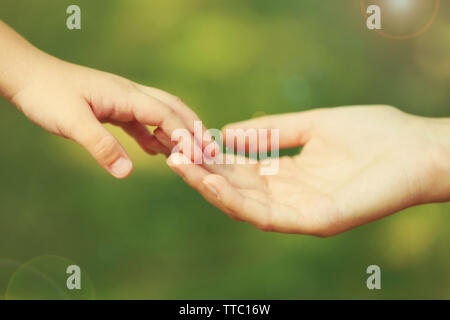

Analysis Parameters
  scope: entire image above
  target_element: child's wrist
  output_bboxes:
[4,50,54,109]
[0,21,50,104]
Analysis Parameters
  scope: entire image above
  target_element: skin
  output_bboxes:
[1,21,449,237]
[168,106,450,237]
[0,20,207,178]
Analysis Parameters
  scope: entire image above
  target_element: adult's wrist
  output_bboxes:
[426,117,450,203]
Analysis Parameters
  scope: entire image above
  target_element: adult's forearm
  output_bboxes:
[427,117,450,203]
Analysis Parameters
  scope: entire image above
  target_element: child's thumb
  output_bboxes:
[71,114,133,179]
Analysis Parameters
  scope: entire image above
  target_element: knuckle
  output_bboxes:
[256,223,273,232]
[308,224,338,238]
[378,104,394,110]
[228,213,241,222]
[371,104,399,114]
[57,121,76,140]
[171,95,184,105]
[164,107,176,117]
[127,89,145,105]
[102,74,135,97]
[114,77,136,92]
[91,135,119,163]
[161,108,177,126]
[254,216,273,232]
[311,230,332,238]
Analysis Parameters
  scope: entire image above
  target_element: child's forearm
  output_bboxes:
[0,20,48,101]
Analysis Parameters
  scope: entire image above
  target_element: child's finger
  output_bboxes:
[137,85,217,153]
[154,126,202,160]
[136,86,200,127]
[70,109,133,179]
[127,90,203,162]
[153,127,174,151]
[120,121,169,156]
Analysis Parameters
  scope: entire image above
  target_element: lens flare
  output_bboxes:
[389,0,412,12]
[360,0,440,39]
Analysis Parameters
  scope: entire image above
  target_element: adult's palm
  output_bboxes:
[168,106,448,236]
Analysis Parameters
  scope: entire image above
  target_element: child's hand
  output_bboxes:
[0,21,203,178]
[13,58,202,178]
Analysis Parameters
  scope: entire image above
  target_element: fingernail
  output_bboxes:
[166,158,183,177]
[204,181,218,197]
[110,157,132,178]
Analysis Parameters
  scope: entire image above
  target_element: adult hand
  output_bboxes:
[168,106,450,236]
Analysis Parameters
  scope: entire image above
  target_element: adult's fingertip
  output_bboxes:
[166,155,175,167]
[166,152,179,166]
[167,152,192,167]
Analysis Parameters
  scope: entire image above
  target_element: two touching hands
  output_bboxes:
[1,21,449,236]
[168,107,450,236]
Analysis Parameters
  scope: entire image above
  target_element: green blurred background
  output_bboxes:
[0,0,449,299]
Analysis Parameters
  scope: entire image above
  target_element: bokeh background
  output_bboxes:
[0,0,449,299]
